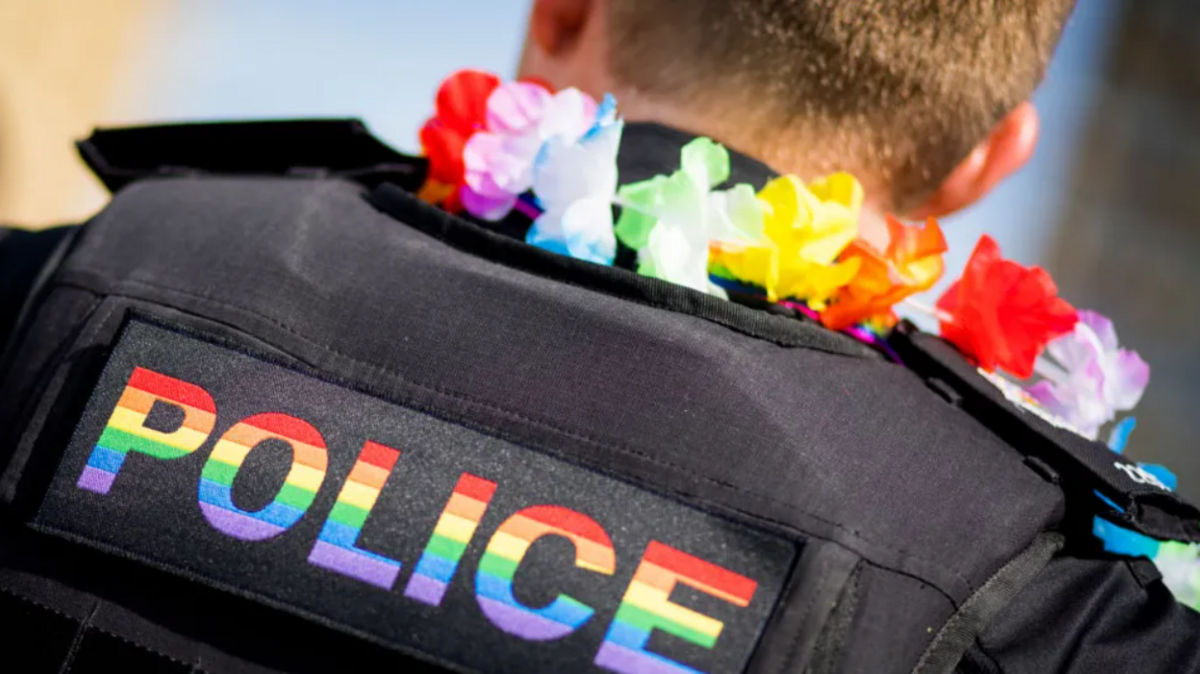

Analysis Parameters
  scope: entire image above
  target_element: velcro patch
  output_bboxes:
[35,318,797,674]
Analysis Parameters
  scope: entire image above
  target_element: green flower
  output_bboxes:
[614,138,764,294]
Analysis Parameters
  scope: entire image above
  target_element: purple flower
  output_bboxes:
[1027,310,1150,440]
[461,83,598,221]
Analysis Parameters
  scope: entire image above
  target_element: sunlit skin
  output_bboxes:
[514,0,1040,226]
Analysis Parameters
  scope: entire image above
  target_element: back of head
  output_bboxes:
[606,0,1076,209]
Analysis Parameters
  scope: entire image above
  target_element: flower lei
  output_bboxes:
[418,70,1198,595]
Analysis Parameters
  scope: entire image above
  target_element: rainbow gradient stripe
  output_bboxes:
[199,413,328,541]
[405,473,497,606]
[476,505,616,641]
[78,367,216,495]
[307,441,402,589]
[595,541,758,674]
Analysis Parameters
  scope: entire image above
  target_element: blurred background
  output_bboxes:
[1,1,1197,496]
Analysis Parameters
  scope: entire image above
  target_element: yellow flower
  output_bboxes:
[710,173,863,306]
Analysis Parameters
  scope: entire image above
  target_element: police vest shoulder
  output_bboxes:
[77,118,427,194]
[889,322,1200,545]
[0,131,1131,673]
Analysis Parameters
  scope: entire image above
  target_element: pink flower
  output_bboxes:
[1027,310,1150,440]
[462,83,598,220]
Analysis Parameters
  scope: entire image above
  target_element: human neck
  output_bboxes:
[616,93,892,220]
[518,62,893,225]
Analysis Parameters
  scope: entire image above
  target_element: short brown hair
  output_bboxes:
[607,0,1076,208]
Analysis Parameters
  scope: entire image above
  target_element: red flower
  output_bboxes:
[419,70,502,196]
[937,235,1077,378]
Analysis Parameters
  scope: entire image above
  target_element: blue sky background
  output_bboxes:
[129,0,1125,314]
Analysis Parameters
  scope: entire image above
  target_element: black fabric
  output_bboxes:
[0,226,77,357]
[2,118,1190,672]
[77,120,775,202]
[890,322,1200,543]
[78,119,427,194]
[747,541,860,673]
[616,123,777,189]
[836,564,958,674]
[0,587,80,673]
[0,171,1069,672]
[0,525,454,674]
[913,534,1064,674]
[69,630,194,674]
[22,175,1067,600]
[368,184,871,357]
[34,317,797,674]
[956,643,1003,674]
[808,562,862,674]
[972,555,1200,673]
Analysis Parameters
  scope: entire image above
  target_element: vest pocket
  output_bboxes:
[6,301,818,674]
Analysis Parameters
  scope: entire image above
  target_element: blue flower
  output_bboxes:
[525,96,622,265]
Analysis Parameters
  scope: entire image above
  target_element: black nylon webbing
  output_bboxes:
[911,533,1065,674]
[890,323,1200,543]
[0,588,80,673]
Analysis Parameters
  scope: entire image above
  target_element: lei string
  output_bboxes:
[413,68,1200,601]
[414,68,1150,446]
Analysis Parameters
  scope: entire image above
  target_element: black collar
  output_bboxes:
[617,123,777,189]
[78,118,776,197]
[77,118,870,357]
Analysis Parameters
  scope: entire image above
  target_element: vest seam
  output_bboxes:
[772,555,831,674]
[910,533,1065,674]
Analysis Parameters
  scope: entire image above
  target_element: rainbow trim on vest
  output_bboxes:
[55,323,794,674]
[476,505,616,641]
[199,413,328,541]
[595,541,758,673]
[78,367,216,494]
[307,441,403,588]
[405,473,497,605]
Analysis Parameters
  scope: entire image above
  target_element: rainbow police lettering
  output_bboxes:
[39,319,796,674]
[596,541,758,674]
[476,505,616,640]
[77,367,216,494]
[308,441,403,588]
[199,413,328,541]
[405,473,498,606]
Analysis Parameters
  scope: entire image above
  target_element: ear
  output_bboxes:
[909,101,1040,219]
[529,0,594,57]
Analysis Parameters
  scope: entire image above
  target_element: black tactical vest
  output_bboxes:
[0,121,1195,674]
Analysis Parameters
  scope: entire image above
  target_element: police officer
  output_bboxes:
[0,1,1198,672]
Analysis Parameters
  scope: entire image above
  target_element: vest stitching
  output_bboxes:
[53,276,977,597]
[773,556,830,674]
[0,586,208,672]
[56,599,97,674]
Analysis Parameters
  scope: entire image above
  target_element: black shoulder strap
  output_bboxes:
[77,119,426,194]
[889,321,1200,543]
